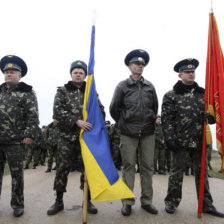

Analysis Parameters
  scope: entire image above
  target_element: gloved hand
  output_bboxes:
[202,112,215,124]
[166,141,178,152]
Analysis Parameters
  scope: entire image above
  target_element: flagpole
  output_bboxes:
[82,173,89,224]
[211,0,213,12]
[82,10,97,224]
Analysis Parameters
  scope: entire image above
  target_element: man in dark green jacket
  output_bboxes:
[0,55,39,217]
[110,49,158,216]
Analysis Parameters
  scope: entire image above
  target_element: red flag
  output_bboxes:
[198,12,224,217]
[205,12,224,172]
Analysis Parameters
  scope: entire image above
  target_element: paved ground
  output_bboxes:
[1,166,224,224]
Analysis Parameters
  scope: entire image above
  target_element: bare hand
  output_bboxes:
[76,120,93,131]
[23,137,34,144]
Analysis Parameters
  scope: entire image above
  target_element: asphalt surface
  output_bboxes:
[1,165,224,224]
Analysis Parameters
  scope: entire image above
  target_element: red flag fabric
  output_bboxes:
[205,12,224,171]
[198,12,224,217]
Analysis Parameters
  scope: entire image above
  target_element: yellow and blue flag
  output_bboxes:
[80,25,135,202]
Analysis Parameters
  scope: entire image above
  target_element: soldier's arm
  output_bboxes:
[110,83,123,122]
[53,88,79,130]
[23,90,39,141]
[161,91,177,143]
[152,86,158,116]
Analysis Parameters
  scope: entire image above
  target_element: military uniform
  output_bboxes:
[48,60,104,216]
[45,122,59,171]
[162,59,223,217]
[24,142,39,169]
[154,123,166,174]
[109,123,122,170]
[0,55,39,217]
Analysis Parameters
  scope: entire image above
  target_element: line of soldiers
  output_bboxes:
[0,52,224,220]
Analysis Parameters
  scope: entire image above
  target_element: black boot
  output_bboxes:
[47,192,64,215]
[24,164,29,169]
[13,208,24,217]
[45,168,51,173]
[87,200,98,214]
[52,166,57,170]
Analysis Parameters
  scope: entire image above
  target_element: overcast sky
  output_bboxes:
[0,0,223,149]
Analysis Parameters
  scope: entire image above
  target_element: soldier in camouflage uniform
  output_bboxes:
[47,60,105,216]
[45,120,59,172]
[0,55,39,217]
[154,116,166,174]
[24,141,39,169]
[109,123,122,170]
[162,58,224,217]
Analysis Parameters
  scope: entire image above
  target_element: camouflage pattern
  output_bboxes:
[53,81,105,192]
[46,122,59,170]
[24,143,39,167]
[0,82,39,144]
[165,149,213,210]
[54,136,83,192]
[162,81,204,150]
[0,145,24,208]
[108,123,122,169]
[0,81,39,209]
[37,127,48,165]
[154,123,166,173]
[162,81,214,211]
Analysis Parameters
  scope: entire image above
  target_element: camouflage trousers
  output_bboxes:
[120,134,155,206]
[47,145,57,170]
[111,144,122,169]
[165,148,214,211]
[53,137,84,192]
[154,143,166,172]
[25,144,39,166]
[0,144,24,209]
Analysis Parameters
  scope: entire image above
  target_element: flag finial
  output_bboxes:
[92,8,98,25]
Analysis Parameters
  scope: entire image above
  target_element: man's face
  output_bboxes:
[179,71,195,85]
[128,62,145,80]
[71,68,86,84]
[156,117,161,125]
[4,70,22,87]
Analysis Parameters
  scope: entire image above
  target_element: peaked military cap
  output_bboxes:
[0,55,28,77]
[174,58,199,73]
[124,49,150,66]
[70,60,87,76]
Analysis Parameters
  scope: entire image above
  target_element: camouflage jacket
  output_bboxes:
[46,122,59,147]
[109,123,121,147]
[53,81,105,142]
[0,82,39,144]
[154,124,164,144]
[161,81,205,150]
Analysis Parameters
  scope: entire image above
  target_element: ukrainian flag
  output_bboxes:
[79,26,135,202]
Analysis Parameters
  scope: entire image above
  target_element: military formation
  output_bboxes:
[0,51,224,220]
